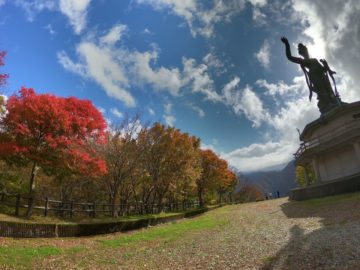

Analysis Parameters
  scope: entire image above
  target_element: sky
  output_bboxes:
[0,0,359,172]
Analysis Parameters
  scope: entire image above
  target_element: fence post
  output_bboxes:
[92,202,96,218]
[70,201,74,218]
[44,197,49,217]
[15,194,21,216]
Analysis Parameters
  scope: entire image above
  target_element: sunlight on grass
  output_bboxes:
[0,246,85,268]
[99,214,228,247]
[0,246,61,268]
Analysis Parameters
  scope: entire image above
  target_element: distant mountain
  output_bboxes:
[235,160,297,197]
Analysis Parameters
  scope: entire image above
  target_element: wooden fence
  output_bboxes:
[0,192,199,218]
[0,207,215,238]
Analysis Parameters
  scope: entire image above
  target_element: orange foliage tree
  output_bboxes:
[235,184,263,202]
[196,149,237,206]
[137,123,202,210]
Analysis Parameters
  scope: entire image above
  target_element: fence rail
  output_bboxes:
[294,120,360,159]
[0,192,199,218]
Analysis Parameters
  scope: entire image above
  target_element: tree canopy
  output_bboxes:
[0,87,108,196]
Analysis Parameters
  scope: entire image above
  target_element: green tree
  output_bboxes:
[295,165,317,186]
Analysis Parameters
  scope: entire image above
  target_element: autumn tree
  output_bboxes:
[137,123,201,211]
[196,149,229,207]
[0,88,107,215]
[235,183,263,202]
[101,116,143,216]
[215,170,238,203]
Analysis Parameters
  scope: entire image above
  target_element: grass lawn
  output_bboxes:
[2,193,360,269]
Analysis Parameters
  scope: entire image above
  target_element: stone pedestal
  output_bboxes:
[290,101,360,200]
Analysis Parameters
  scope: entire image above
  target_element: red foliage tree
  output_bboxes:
[0,87,107,200]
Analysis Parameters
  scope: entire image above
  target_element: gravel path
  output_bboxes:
[2,194,360,269]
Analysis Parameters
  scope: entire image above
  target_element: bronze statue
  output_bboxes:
[281,37,341,114]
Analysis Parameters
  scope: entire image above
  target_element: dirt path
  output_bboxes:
[2,194,360,269]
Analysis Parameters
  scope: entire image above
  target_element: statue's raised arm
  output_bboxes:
[281,37,304,65]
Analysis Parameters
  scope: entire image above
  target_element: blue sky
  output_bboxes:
[1,0,359,172]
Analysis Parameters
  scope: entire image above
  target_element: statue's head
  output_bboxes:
[298,43,309,59]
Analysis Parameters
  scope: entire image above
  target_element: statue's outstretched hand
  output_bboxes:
[281,37,289,45]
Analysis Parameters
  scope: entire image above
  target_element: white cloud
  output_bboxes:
[256,76,306,98]
[203,52,227,75]
[130,50,183,96]
[222,77,269,128]
[59,0,91,34]
[57,51,88,78]
[222,77,319,172]
[148,108,155,115]
[142,28,153,34]
[240,86,269,127]
[58,25,204,106]
[59,42,135,106]
[163,102,175,126]
[255,40,270,69]
[100,24,127,46]
[164,102,172,114]
[13,0,90,34]
[182,57,222,102]
[200,141,218,153]
[14,0,56,21]
[110,108,123,118]
[248,0,267,7]
[0,0,6,7]
[223,141,296,172]
[164,115,176,126]
[190,105,205,118]
[44,24,55,35]
[96,106,106,114]
[76,42,135,107]
[248,0,267,24]
[135,0,247,38]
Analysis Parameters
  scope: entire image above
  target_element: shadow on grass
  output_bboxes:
[261,193,360,269]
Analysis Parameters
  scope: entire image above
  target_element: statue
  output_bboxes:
[281,37,342,114]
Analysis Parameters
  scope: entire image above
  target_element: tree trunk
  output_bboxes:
[197,187,204,208]
[26,162,37,217]
[111,189,119,217]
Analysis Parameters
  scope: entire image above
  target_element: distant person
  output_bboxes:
[265,193,268,200]
[277,191,280,198]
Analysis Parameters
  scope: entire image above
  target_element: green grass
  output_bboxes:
[0,246,61,268]
[0,246,85,268]
[99,214,227,247]
[302,192,360,207]
[0,208,225,269]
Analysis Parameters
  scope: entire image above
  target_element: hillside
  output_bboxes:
[2,192,360,269]
[236,160,297,197]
